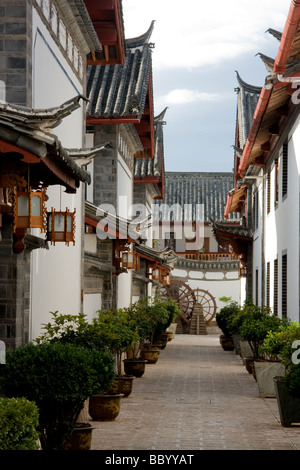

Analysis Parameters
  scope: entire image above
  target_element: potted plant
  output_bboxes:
[91,308,140,397]
[264,321,300,426]
[123,299,154,375]
[152,297,181,349]
[139,296,171,363]
[216,298,241,351]
[0,397,40,450]
[255,321,290,398]
[237,302,282,375]
[0,341,115,450]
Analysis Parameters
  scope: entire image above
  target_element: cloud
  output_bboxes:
[123,0,291,70]
[157,89,220,106]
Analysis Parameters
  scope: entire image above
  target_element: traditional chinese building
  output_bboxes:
[0,0,126,346]
[221,0,300,321]
[83,21,172,313]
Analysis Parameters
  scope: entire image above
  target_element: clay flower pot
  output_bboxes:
[108,375,134,397]
[89,393,124,421]
[123,358,147,377]
[140,347,160,364]
[64,423,94,450]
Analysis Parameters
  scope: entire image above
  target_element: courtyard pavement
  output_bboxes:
[90,331,300,453]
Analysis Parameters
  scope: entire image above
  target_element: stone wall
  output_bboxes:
[0,0,33,106]
[0,220,30,348]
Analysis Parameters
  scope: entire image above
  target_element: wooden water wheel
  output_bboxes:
[160,280,195,322]
[179,288,217,325]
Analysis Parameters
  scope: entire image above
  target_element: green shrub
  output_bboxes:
[259,320,300,363]
[216,301,241,337]
[0,342,115,450]
[0,397,40,450]
[92,308,141,375]
[230,301,282,359]
[284,364,300,397]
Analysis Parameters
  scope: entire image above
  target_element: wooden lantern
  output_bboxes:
[13,188,47,232]
[121,251,140,270]
[47,207,76,246]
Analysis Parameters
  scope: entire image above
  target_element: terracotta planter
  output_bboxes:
[167,332,174,341]
[219,334,234,351]
[274,376,300,426]
[108,375,134,397]
[89,393,124,421]
[140,347,160,364]
[64,423,94,450]
[123,358,146,377]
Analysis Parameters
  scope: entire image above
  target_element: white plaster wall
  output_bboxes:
[172,270,241,314]
[30,9,85,340]
[117,154,133,308]
[262,117,300,321]
[83,294,102,321]
[252,178,263,304]
[276,122,300,321]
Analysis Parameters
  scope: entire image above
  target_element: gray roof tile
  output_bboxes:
[86,22,154,119]
[154,172,237,223]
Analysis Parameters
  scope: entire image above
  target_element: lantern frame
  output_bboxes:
[13,187,47,232]
[121,251,140,270]
[47,207,76,246]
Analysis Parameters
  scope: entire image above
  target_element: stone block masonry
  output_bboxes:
[0,0,33,106]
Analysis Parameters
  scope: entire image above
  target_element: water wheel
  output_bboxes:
[179,288,217,325]
[160,280,195,325]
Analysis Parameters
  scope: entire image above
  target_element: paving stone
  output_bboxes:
[90,334,300,451]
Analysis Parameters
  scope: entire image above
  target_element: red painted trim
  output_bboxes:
[224,193,233,220]
[274,0,300,74]
[238,85,272,178]
[86,117,140,125]
[0,139,40,163]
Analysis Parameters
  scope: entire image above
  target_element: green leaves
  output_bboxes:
[0,342,115,450]
[0,397,40,450]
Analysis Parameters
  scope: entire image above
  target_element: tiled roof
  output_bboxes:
[234,72,261,150]
[154,172,237,223]
[59,0,102,54]
[134,108,167,179]
[86,22,154,119]
[0,96,91,189]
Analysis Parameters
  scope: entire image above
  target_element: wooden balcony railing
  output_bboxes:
[176,252,238,261]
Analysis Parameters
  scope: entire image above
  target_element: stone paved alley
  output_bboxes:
[90,332,300,451]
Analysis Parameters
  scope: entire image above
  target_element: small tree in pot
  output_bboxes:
[0,341,115,450]
[216,299,241,350]
[90,308,140,396]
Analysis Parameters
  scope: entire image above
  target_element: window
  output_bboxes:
[253,190,259,231]
[274,258,278,315]
[267,171,271,214]
[274,159,279,206]
[282,143,288,199]
[282,253,287,318]
[255,269,259,305]
[266,262,270,307]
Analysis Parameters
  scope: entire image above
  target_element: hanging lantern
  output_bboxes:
[47,207,76,246]
[239,266,247,278]
[152,266,161,281]
[121,251,140,270]
[162,271,171,286]
[13,188,47,232]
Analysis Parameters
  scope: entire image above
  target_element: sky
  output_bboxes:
[122,0,292,174]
